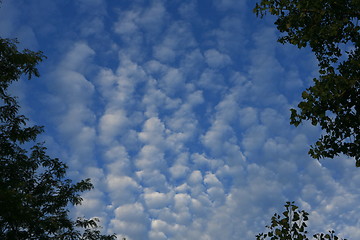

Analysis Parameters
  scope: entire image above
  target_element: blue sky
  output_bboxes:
[1,0,360,239]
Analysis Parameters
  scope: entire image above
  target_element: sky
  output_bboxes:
[1,0,360,239]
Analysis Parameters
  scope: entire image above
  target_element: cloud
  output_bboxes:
[188,170,203,186]
[169,164,189,180]
[191,153,223,172]
[136,0,167,38]
[114,10,139,35]
[104,145,131,175]
[99,109,130,144]
[0,1,18,37]
[210,15,248,57]
[9,1,360,240]
[159,67,185,95]
[142,85,181,117]
[204,49,232,68]
[178,1,198,20]
[60,42,95,70]
[111,203,150,240]
[200,88,247,167]
[113,0,168,60]
[106,175,141,205]
[238,107,259,128]
[153,21,197,63]
[136,170,169,192]
[179,49,205,77]
[138,117,167,147]
[136,145,167,171]
[204,172,222,187]
[198,68,227,91]
[169,153,190,180]
[0,1,44,49]
[143,190,173,209]
[41,42,97,170]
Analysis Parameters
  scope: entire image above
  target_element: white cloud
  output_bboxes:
[247,27,286,103]
[164,94,202,147]
[114,10,139,35]
[199,86,247,176]
[60,42,95,71]
[111,203,149,240]
[204,49,232,68]
[150,219,190,240]
[239,107,259,128]
[241,125,267,154]
[202,121,233,153]
[169,164,189,180]
[173,193,191,212]
[106,175,141,205]
[73,167,107,219]
[207,186,225,206]
[191,153,223,171]
[135,145,166,171]
[153,21,197,63]
[179,48,205,77]
[204,172,222,187]
[42,42,97,170]
[136,0,167,37]
[99,109,129,144]
[188,170,203,185]
[142,85,181,117]
[211,15,247,55]
[198,68,226,91]
[136,170,169,192]
[138,117,166,145]
[160,67,185,95]
[143,190,172,209]
[11,1,360,240]
[0,1,18,37]
[104,145,131,174]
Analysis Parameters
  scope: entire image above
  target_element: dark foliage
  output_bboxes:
[0,38,116,239]
[256,202,346,240]
[254,0,360,166]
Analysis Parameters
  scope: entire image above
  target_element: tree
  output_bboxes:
[0,38,116,239]
[254,0,360,166]
[256,201,346,240]
[76,218,117,240]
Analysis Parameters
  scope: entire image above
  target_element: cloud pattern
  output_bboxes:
[1,0,360,239]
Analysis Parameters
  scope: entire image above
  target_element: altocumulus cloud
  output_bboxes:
[1,0,360,240]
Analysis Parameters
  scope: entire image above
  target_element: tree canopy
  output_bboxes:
[254,0,360,166]
[0,38,116,239]
[256,201,346,240]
